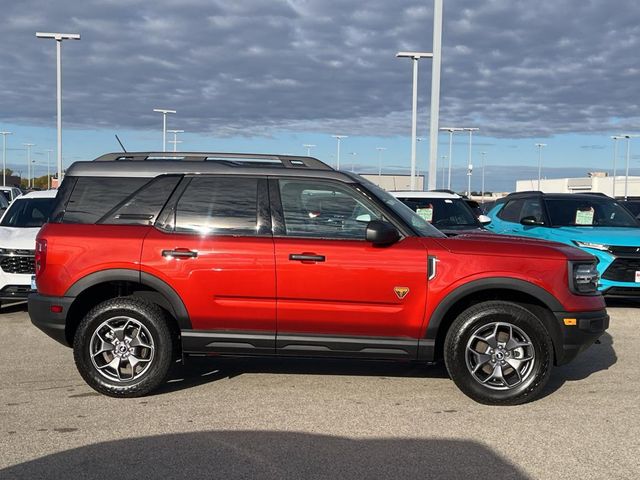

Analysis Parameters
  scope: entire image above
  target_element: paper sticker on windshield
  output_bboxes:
[635,271,640,283]
[575,207,594,225]
[417,205,433,223]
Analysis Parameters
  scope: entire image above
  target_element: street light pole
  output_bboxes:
[153,109,176,152]
[396,51,433,191]
[428,0,444,191]
[332,135,347,170]
[441,155,447,188]
[463,128,479,196]
[440,127,463,190]
[166,129,184,153]
[36,32,80,184]
[45,149,53,189]
[349,152,357,172]
[376,147,386,178]
[303,144,316,156]
[535,143,547,191]
[23,143,35,189]
[611,136,623,198]
[0,132,12,187]
[622,135,640,200]
[481,151,487,201]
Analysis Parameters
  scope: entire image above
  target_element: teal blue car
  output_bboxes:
[486,192,640,297]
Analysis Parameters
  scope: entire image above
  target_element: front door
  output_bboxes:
[271,178,428,359]
[141,175,276,354]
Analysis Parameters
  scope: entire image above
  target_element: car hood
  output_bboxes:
[432,232,594,261]
[546,226,640,246]
[0,226,40,250]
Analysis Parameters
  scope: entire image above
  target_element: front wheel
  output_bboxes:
[444,301,553,405]
[73,297,176,398]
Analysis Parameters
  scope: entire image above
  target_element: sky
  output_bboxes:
[1,0,639,192]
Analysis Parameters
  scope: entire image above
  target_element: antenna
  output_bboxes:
[115,134,127,152]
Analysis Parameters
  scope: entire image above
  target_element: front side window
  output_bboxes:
[278,179,382,239]
[520,199,546,224]
[173,176,260,236]
[398,198,479,229]
[497,199,525,223]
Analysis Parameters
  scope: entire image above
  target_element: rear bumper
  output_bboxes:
[553,309,609,365]
[28,293,75,347]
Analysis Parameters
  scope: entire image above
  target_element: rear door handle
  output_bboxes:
[289,253,326,262]
[162,248,198,259]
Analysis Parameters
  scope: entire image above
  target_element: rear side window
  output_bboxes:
[497,199,525,223]
[172,176,261,236]
[62,177,150,224]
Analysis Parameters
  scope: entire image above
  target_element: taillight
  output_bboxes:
[35,239,47,277]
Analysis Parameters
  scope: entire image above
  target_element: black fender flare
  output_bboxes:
[64,268,191,330]
[425,277,563,344]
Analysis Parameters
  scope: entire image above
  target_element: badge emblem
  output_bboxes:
[394,287,410,299]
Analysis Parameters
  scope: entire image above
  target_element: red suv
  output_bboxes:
[29,152,608,405]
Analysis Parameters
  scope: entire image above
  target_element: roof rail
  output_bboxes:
[92,152,333,170]
[504,190,544,197]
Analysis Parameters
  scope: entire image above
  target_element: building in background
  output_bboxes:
[516,172,640,198]
[361,174,424,191]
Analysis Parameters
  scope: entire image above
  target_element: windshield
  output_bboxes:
[545,197,639,228]
[396,197,480,230]
[354,177,445,237]
[0,197,55,228]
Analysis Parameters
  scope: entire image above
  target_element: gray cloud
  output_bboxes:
[1,0,639,138]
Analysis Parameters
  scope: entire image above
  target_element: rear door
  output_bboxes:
[271,177,428,359]
[141,175,276,355]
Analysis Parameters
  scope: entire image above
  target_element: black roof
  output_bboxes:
[66,152,354,181]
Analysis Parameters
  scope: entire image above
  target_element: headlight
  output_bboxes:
[573,241,610,252]
[569,262,599,295]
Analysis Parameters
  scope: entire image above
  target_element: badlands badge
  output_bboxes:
[394,287,410,299]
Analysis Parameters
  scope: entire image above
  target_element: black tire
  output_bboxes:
[444,301,553,406]
[73,297,176,398]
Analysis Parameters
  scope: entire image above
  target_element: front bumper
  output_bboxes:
[553,309,609,365]
[28,293,75,347]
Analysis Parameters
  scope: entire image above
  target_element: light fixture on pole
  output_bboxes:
[23,143,35,189]
[463,128,479,196]
[166,129,184,153]
[480,151,487,201]
[376,147,386,178]
[427,0,444,191]
[623,134,640,200]
[45,149,53,189]
[0,131,12,187]
[35,32,80,184]
[153,109,176,152]
[303,144,316,156]
[440,127,463,190]
[332,135,347,170]
[611,135,624,198]
[396,51,433,191]
[535,143,547,191]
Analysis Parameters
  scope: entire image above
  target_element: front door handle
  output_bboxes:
[162,248,198,259]
[289,253,326,263]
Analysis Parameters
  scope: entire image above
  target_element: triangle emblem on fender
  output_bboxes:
[394,287,410,299]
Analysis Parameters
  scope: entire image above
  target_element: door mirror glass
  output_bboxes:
[520,216,543,226]
[365,220,400,246]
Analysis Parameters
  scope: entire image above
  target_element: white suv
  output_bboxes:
[0,190,57,307]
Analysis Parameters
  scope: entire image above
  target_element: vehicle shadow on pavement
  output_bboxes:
[0,301,28,314]
[157,357,450,395]
[540,332,616,399]
[0,431,532,480]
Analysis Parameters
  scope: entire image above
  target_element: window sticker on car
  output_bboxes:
[445,199,453,204]
[575,207,594,225]
[417,205,433,223]
[635,271,640,283]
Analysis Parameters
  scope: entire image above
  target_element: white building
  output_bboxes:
[361,174,424,191]
[516,172,640,198]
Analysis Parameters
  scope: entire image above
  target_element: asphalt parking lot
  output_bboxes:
[0,303,638,479]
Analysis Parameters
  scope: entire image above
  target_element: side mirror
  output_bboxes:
[520,216,543,226]
[478,214,492,225]
[365,220,400,246]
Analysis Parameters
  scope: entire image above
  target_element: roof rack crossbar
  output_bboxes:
[92,152,333,170]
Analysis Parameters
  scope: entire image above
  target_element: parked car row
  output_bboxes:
[24,152,608,406]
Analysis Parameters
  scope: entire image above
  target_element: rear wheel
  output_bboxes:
[444,301,553,405]
[73,297,176,397]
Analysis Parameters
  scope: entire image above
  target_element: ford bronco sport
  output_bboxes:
[29,152,609,405]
